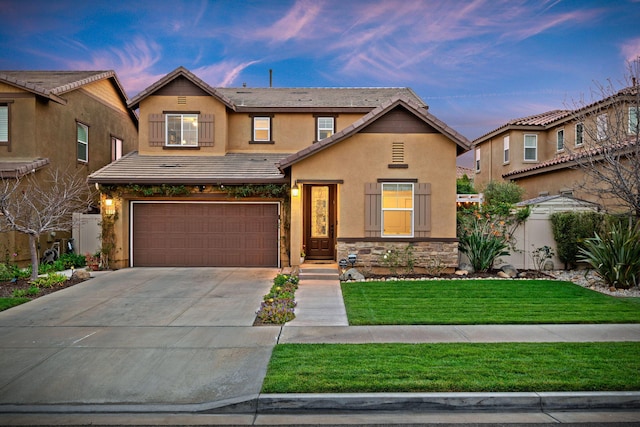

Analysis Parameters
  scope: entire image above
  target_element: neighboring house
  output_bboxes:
[472,84,639,212]
[0,71,138,264]
[88,67,471,269]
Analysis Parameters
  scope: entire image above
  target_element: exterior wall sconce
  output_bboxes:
[104,198,115,216]
[291,182,300,197]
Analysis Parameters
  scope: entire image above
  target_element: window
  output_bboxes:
[475,148,481,172]
[556,129,564,151]
[596,113,608,141]
[77,122,88,162]
[111,136,123,161]
[253,116,271,142]
[524,134,537,161]
[381,183,413,237]
[0,105,8,144]
[166,114,198,146]
[630,107,639,135]
[575,122,584,146]
[317,117,334,141]
[503,136,510,163]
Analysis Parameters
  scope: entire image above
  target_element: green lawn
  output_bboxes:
[262,342,640,393]
[0,297,30,311]
[341,279,640,325]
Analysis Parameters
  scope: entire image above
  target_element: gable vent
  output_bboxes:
[392,142,404,163]
[177,96,187,105]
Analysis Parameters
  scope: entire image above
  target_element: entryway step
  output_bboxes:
[299,264,339,281]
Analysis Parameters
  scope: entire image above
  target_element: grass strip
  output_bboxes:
[341,279,640,325]
[0,297,30,311]
[262,342,640,393]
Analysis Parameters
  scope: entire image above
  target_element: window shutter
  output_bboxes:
[149,114,165,146]
[364,182,381,237]
[198,114,214,146]
[414,183,431,237]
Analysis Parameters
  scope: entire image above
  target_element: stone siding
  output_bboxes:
[337,240,459,271]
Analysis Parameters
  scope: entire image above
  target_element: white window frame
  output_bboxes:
[596,113,608,141]
[503,136,510,163]
[317,117,334,141]
[475,148,481,172]
[556,128,564,152]
[381,182,414,238]
[77,122,88,162]
[524,134,537,161]
[253,116,271,142]
[166,113,198,146]
[575,122,584,147]
[111,136,123,161]
[0,105,8,143]
[629,107,639,135]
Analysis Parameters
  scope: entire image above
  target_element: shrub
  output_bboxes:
[458,224,510,272]
[551,211,604,269]
[59,252,87,268]
[39,259,65,274]
[530,245,555,271]
[31,272,67,288]
[13,286,40,298]
[579,222,640,289]
[456,175,476,194]
[256,274,299,324]
[482,181,524,215]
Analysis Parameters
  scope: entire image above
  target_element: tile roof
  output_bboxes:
[474,110,572,143]
[456,166,474,179]
[87,152,289,185]
[0,158,50,179]
[0,70,127,104]
[278,96,471,169]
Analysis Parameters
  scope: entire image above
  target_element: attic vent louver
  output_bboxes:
[177,96,186,105]
[392,142,404,163]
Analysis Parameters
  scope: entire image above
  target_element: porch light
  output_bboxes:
[104,198,115,216]
[291,182,300,197]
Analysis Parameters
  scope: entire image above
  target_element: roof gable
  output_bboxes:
[128,66,234,109]
[278,97,471,169]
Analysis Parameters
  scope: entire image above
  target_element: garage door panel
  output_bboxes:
[133,203,278,267]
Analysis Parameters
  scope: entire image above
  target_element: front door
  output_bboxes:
[304,185,336,260]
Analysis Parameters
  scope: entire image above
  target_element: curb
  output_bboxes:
[2,392,639,414]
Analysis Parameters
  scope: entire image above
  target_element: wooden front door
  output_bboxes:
[304,185,336,260]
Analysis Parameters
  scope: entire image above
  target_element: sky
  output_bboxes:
[1,0,639,167]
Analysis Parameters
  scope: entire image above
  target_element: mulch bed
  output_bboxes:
[363,269,552,280]
[0,275,90,299]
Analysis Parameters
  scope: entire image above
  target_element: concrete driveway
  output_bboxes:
[0,267,281,412]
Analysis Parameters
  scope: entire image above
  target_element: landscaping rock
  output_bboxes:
[542,260,555,271]
[458,262,475,274]
[455,270,469,276]
[340,268,365,281]
[497,271,510,278]
[73,270,91,280]
[500,264,518,278]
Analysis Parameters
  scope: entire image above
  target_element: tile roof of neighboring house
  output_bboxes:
[516,194,599,207]
[87,152,289,185]
[474,109,573,144]
[0,70,129,105]
[128,66,425,111]
[278,97,472,170]
[456,166,474,179]
[503,137,638,179]
[0,158,50,179]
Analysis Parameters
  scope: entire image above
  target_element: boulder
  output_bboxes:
[72,270,91,280]
[454,270,469,276]
[340,268,365,281]
[458,262,475,274]
[542,260,555,271]
[497,271,511,278]
[500,264,518,278]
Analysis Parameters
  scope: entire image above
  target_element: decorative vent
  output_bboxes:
[177,96,187,105]
[392,142,404,163]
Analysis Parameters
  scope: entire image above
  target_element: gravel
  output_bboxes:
[549,269,640,297]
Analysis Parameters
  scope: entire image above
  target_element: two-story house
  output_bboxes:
[473,84,639,212]
[0,71,138,264]
[88,67,471,269]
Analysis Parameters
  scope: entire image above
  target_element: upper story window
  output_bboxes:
[252,116,272,142]
[629,107,639,135]
[524,134,537,161]
[166,114,198,146]
[381,182,414,237]
[111,136,123,161]
[317,117,335,141]
[77,122,88,162]
[503,136,510,163]
[556,128,564,151]
[575,122,584,147]
[0,104,8,145]
[475,148,481,172]
[596,113,608,141]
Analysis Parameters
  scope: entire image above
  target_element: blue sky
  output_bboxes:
[1,0,639,165]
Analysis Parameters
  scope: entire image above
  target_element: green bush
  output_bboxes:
[579,222,640,289]
[31,273,67,288]
[482,181,524,215]
[551,211,604,269]
[458,226,510,272]
[256,274,299,324]
[0,263,30,281]
[13,286,40,298]
[456,175,476,194]
[59,252,87,268]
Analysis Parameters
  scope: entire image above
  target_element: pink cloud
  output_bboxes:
[194,60,261,87]
[621,37,640,62]
[255,0,322,43]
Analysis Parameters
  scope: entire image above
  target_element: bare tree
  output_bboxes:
[0,167,95,280]
[567,60,640,216]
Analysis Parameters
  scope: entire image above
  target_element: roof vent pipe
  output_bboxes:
[269,69,272,88]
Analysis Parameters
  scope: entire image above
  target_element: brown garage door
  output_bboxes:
[132,202,279,267]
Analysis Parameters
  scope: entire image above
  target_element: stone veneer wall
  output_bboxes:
[337,240,459,269]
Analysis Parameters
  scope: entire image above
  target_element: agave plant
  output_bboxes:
[578,222,640,289]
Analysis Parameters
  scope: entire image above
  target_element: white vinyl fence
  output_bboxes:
[72,213,101,256]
